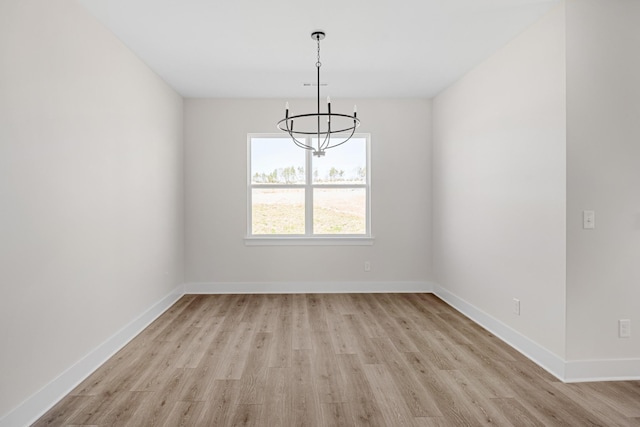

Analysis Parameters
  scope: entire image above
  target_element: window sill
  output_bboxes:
[244,236,374,246]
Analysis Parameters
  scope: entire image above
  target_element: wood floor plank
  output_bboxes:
[575,381,640,418]
[206,294,237,318]
[174,315,224,369]
[200,329,235,363]
[159,401,205,427]
[412,417,452,427]
[291,349,322,427]
[228,403,263,427]
[311,330,347,403]
[548,381,634,426]
[292,294,313,350]
[124,368,188,426]
[129,341,190,392]
[152,296,209,342]
[237,332,273,404]
[63,394,118,425]
[437,311,516,361]
[263,367,291,427]
[323,294,359,354]
[405,352,485,426]
[346,294,388,337]
[219,294,251,331]
[65,390,147,426]
[31,395,92,427]
[490,397,546,427]
[136,295,196,341]
[388,294,440,332]
[362,294,420,353]
[460,361,516,399]
[363,363,418,426]
[342,314,383,364]
[215,322,255,380]
[336,353,385,427]
[71,336,157,396]
[195,379,241,426]
[239,293,267,324]
[256,294,282,333]
[398,293,444,329]
[176,365,213,402]
[33,294,640,427]
[439,369,515,426]
[306,294,329,331]
[419,329,480,370]
[489,360,609,426]
[183,330,236,401]
[268,294,292,368]
[369,338,443,418]
[321,402,354,427]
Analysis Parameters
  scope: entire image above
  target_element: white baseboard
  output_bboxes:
[5,281,638,427]
[184,281,434,294]
[0,281,431,427]
[0,286,185,427]
[433,284,640,383]
[564,358,640,383]
[432,284,567,381]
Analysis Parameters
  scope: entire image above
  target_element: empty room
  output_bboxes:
[1,0,639,425]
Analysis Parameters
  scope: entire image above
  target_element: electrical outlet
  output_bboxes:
[364,261,371,272]
[513,298,521,315]
[619,319,631,338]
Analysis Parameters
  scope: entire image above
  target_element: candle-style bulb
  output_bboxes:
[286,102,289,110]
[327,96,331,104]
[354,105,357,113]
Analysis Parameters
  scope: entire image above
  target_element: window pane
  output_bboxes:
[251,138,305,184]
[313,188,366,234]
[252,188,305,234]
[312,137,367,184]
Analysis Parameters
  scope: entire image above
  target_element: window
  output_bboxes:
[247,134,371,244]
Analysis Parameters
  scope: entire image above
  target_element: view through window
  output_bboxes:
[248,135,370,237]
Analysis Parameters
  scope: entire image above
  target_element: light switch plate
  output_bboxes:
[583,210,595,229]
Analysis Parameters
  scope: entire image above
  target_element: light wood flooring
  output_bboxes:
[34,294,640,426]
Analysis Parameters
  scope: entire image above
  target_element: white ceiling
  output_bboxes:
[77,0,559,98]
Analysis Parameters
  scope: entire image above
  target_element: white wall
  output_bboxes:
[0,0,184,418]
[432,5,567,358]
[185,98,431,286]
[566,0,640,362]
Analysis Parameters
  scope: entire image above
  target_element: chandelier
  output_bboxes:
[277,31,360,157]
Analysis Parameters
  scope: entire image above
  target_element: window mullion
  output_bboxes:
[305,139,313,236]
[247,135,252,236]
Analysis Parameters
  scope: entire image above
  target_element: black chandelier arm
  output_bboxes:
[290,134,314,151]
[324,122,357,150]
[277,113,360,135]
[320,119,331,151]
[283,119,314,151]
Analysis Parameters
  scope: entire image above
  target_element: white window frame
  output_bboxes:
[245,133,373,246]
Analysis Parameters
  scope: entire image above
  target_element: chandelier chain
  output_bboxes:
[316,37,321,68]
